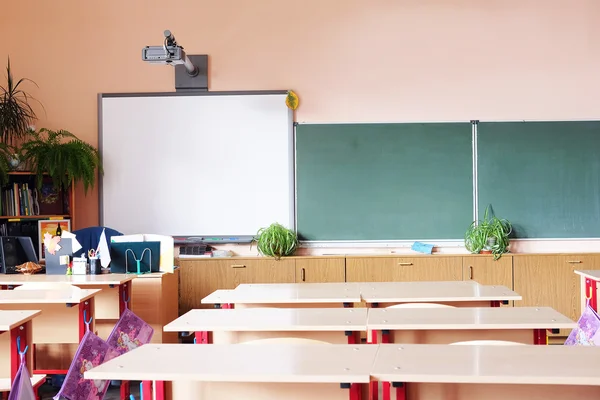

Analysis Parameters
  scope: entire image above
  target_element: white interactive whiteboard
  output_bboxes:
[99,91,294,238]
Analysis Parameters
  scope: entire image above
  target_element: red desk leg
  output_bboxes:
[490,301,500,307]
[349,382,361,400]
[154,380,165,400]
[142,381,153,399]
[533,329,546,345]
[118,283,132,400]
[586,278,598,312]
[9,322,29,382]
[195,331,211,344]
[368,303,379,400]
[394,383,406,400]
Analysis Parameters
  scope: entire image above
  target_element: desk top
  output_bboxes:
[164,307,368,332]
[0,310,41,330]
[372,344,600,386]
[367,306,575,330]
[574,270,600,281]
[0,274,135,286]
[360,281,521,303]
[202,283,362,304]
[85,343,378,383]
[0,288,101,304]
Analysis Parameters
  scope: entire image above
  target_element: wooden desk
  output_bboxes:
[201,283,362,308]
[371,343,600,400]
[85,343,378,400]
[574,269,600,313]
[164,307,368,344]
[368,306,575,345]
[0,289,99,375]
[360,281,521,308]
[0,273,134,338]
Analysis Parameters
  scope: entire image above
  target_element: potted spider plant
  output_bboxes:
[20,128,102,194]
[0,57,41,145]
[254,222,298,259]
[464,205,512,260]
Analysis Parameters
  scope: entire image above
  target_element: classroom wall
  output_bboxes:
[1,0,599,232]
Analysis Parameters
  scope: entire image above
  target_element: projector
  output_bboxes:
[142,30,199,77]
[142,45,188,65]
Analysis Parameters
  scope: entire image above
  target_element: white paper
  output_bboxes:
[110,234,145,243]
[143,234,174,273]
[61,230,82,254]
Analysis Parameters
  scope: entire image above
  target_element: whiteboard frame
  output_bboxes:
[97,90,295,238]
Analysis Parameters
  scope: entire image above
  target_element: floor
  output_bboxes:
[39,379,141,400]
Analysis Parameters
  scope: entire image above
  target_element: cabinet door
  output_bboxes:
[179,260,236,313]
[346,256,462,282]
[346,257,397,282]
[514,255,580,336]
[393,257,463,282]
[295,258,345,283]
[228,258,296,285]
[463,255,513,306]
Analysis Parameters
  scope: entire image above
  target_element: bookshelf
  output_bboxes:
[0,171,75,258]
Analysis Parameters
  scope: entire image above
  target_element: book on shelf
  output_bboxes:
[1,182,40,217]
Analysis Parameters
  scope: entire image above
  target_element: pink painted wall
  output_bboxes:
[1,0,599,231]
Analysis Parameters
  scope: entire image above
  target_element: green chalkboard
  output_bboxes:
[478,121,600,238]
[296,123,474,241]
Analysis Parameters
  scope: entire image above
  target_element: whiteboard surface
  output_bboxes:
[100,92,294,237]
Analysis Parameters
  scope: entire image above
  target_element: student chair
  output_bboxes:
[13,282,79,292]
[450,340,526,345]
[240,337,330,345]
[71,226,123,258]
[385,303,456,308]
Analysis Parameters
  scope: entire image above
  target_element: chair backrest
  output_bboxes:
[13,282,79,292]
[450,340,526,346]
[240,337,330,345]
[71,226,123,258]
[386,303,456,308]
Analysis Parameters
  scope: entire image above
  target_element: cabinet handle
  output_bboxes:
[469,266,473,280]
[301,268,306,282]
[567,260,582,264]
[231,264,246,268]
[398,262,413,266]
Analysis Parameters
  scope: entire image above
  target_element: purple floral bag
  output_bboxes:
[8,339,36,400]
[106,306,154,356]
[54,314,118,400]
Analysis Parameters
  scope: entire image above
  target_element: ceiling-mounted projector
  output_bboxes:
[142,30,199,77]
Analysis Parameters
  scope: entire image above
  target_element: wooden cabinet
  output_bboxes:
[346,256,463,282]
[462,255,513,306]
[295,258,345,283]
[513,255,584,336]
[179,258,295,313]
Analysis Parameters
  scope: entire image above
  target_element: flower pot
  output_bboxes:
[480,249,492,254]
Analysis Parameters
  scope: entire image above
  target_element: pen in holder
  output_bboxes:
[125,248,152,275]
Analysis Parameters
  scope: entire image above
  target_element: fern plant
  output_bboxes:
[465,205,512,260]
[20,128,102,194]
[0,57,41,144]
[254,223,298,259]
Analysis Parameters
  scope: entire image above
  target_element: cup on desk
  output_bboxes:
[89,257,101,275]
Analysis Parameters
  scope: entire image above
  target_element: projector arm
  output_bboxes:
[142,30,208,91]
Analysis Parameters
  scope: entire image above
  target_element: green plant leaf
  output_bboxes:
[254,223,298,259]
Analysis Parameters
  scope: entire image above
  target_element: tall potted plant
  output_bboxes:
[464,205,512,260]
[20,128,102,194]
[0,57,40,145]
